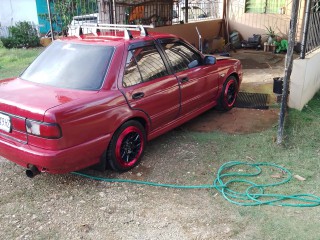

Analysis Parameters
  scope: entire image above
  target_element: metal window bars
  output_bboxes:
[75,23,154,40]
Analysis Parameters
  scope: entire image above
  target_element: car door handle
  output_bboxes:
[180,77,189,83]
[132,92,145,100]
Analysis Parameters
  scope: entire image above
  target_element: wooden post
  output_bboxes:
[277,0,300,144]
[112,0,116,24]
[185,0,188,23]
[300,0,312,59]
[46,0,54,41]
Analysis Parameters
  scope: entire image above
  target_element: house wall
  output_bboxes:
[149,19,224,49]
[35,0,52,34]
[289,49,320,110]
[226,0,305,42]
[0,0,38,27]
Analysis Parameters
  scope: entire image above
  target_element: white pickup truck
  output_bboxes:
[67,13,99,36]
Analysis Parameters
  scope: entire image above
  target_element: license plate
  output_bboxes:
[0,113,11,133]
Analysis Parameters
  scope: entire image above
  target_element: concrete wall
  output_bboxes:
[149,19,224,49]
[226,0,305,42]
[0,0,38,27]
[289,49,320,110]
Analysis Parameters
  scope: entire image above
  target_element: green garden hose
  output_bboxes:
[72,161,320,207]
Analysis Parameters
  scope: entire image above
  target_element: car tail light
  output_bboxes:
[26,120,62,139]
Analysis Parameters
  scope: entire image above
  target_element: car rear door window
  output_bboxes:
[161,42,202,73]
[123,45,169,87]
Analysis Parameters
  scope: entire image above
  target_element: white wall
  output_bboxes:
[289,49,320,110]
[227,0,305,42]
[0,0,38,27]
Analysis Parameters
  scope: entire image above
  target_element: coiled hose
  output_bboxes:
[72,161,320,207]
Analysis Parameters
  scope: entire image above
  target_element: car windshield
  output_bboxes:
[21,41,114,90]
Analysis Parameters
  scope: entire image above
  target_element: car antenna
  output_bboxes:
[195,27,202,53]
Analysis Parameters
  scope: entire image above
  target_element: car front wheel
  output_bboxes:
[217,76,238,111]
[107,120,146,172]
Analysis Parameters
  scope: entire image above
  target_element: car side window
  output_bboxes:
[123,45,169,87]
[161,42,202,73]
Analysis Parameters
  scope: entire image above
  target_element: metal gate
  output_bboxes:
[42,0,223,35]
[300,0,320,58]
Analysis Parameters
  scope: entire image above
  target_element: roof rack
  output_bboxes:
[75,23,154,40]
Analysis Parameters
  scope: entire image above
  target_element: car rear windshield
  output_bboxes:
[21,41,114,90]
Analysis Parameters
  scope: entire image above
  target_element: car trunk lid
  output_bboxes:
[0,78,95,143]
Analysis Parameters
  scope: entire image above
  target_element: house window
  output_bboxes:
[245,0,286,14]
[312,1,320,12]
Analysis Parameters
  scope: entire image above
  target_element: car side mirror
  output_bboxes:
[204,56,216,65]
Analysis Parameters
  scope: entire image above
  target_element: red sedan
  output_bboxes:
[0,25,242,177]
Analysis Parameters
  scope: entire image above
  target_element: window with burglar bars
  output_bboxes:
[245,0,285,14]
[312,0,320,12]
[304,0,320,55]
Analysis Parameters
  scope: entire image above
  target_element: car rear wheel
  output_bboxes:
[217,76,238,111]
[107,120,146,172]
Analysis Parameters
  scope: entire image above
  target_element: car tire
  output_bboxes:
[217,76,238,111]
[107,120,146,172]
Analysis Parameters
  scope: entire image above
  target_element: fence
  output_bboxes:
[301,0,320,57]
[44,0,223,35]
[0,26,9,38]
[173,1,223,23]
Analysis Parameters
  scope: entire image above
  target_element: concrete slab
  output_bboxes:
[229,49,287,104]
[230,49,285,84]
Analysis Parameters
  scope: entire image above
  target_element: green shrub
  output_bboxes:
[1,21,40,48]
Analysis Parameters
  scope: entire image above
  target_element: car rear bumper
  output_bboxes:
[0,134,111,174]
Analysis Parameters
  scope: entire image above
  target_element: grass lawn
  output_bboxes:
[0,47,43,79]
[187,99,320,238]
[0,46,319,239]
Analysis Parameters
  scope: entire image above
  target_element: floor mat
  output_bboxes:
[235,92,269,109]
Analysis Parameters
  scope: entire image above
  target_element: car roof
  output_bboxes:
[60,28,178,47]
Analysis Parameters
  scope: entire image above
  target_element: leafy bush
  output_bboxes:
[0,21,40,48]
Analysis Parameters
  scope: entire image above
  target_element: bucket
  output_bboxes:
[273,77,283,94]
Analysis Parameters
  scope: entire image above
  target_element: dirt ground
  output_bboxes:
[0,107,280,240]
[182,108,279,134]
[1,49,283,240]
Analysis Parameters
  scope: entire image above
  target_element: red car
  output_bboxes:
[0,25,242,177]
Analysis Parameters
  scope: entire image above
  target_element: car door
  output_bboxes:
[120,42,180,131]
[159,39,220,115]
